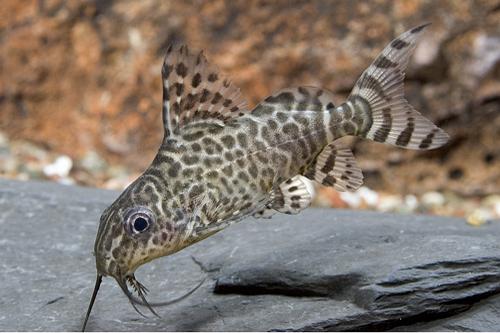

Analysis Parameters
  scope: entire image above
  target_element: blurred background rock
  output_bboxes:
[0,0,499,221]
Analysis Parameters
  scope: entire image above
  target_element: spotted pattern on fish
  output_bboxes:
[87,24,449,322]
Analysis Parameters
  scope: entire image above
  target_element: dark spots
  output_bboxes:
[192,73,202,87]
[237,133,248,147]
[212,92,223,104]
[391,38,409,49]
[323,175,336,186]
[161,232,168,242]
[291,202,301,209]
[152,236,159,245]
[419,130,435,149]
[288,186,298,192]
[235,149,244,158]
[395,121,415,146]
[214,142,223,152]
[410,24,428,34]
[296,101,309,111]
[168,162,181,177]
[290,195,301,201]
[176,62,188,77]
[175,209,185,221]
[264,92,295,105]
[267,119,278,130]
[208,73,218,82]
[200,89,211,103]
[248,162,258,178]
[256,152,269,164]
[248,121,258,136]
[261,126,272,143]
[326,102,335,110]
[191,143,202,152]
[221,135,236,149]
[206,170,218,178]
[208,125,224,135]
[276,112,288,123]
[241,202,253,210]
[182,131,204,141]
[293,114,309,127]
[202,137,216,146]
[220,177,232,193]
[203,157,213,167]
[373,55,397,68]
[172,101,181,115]
[181,154,199,165]
[182,168,194,177]
[162,64,173,78]
[204,146,214,155]
[222,166,233,177]
[174,82,184,96]
[357,73,390,101]
[224,152,234,161]
[282,123,299,136]
[298,86,310,97]
[373,107,392,143]
[255,140,266,151]
[154,153,174,165]
[223,99,232,107]
[259,179,269,191]
[236,159,245,168]
[189,185,203,200]
[252,105,274,116]
[112,247,121,260]
[184,93,197,110]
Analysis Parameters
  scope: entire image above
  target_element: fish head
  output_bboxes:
[93,176,179,283]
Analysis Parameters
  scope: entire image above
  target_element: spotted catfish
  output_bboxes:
[82,23,449,329]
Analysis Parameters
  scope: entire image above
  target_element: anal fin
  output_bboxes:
[271,175,313,214]
[305,143,363,192]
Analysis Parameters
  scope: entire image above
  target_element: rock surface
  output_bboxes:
[1,1,499,196]
[0,178,499,331]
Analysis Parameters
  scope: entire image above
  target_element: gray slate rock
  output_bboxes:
[0,178,499,331]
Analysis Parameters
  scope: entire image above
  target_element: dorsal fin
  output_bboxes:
[305,142,364,192]
[161,45,248,136]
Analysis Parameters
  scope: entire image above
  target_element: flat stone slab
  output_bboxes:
[0,179,499,331]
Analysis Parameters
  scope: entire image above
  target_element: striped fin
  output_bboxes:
[271,175,313,214]
[349,23,449,150]
[161,45,248,136]
[305,143,363,192]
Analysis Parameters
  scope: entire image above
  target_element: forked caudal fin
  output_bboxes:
[347,23,449,150]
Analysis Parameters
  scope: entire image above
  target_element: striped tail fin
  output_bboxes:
[348,23,449,150]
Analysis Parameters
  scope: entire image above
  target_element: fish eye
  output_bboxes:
[123,207,155,235]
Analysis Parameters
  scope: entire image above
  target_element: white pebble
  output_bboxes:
[43,155,73,178]
[421,191,445,207]
[358,186,379,207]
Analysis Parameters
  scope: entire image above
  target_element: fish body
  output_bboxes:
[84,23,449,329]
